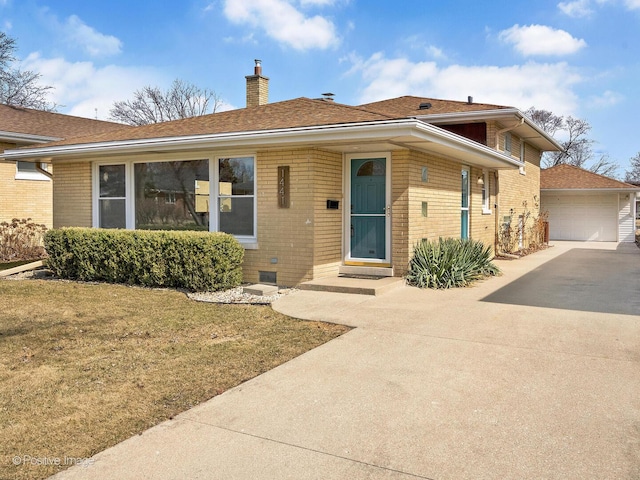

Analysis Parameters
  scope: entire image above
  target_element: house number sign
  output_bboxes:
[278,166,290,208]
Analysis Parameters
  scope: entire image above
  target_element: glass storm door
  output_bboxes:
[461,167,470,239]
[350,158,388,261]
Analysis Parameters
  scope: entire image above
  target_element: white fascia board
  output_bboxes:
[2,118,519,169]
[415,108,563,152]
[0,130,60,145]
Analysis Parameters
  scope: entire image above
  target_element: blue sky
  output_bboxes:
[2,0,639,176]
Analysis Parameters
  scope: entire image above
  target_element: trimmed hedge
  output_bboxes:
[44,228,244,292]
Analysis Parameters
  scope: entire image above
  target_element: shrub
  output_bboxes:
[406,237,500,289]
[44,228,244,292]
[0,218,47,262]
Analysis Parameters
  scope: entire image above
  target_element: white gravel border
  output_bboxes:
[3,269,294,305]
[188,286,296,305]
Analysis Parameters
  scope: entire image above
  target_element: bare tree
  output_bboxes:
[109,79,222,126]
[526,107,619,177]
[525,108,563,137]
[0,31,56,111]
[625,152,640,183]
[589,154,619,178]
[0,32,16,70]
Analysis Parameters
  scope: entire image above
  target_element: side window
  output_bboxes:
[98,164,127,229]
[504,132,512,155]
[15,161,50,180]
[481,170,491,213]
[217,157,255,237]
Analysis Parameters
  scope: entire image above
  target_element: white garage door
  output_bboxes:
[543,194,618,241]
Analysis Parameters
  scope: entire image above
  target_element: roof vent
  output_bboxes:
[321,92,335,102]
[467,96,473,104]
[419,102,432,110]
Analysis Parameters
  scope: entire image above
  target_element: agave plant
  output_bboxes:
[406,237,500,289]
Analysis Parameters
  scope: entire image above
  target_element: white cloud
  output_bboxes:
[222,0,339,50]
[39,10,122,58]
[499,24,586,56]
[589,90,624,107]
[299,0,338,5]
[347,52,582,115]
[559,0,640,15]
[558,0,594,17]
[427,45,446,60]
[21,53,163,120]
[61,15,122,57]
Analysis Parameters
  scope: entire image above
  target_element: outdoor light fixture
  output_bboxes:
[477,175,484,186]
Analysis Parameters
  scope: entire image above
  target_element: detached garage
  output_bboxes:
[541,164,640,242]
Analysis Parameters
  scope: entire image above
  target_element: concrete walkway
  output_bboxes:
[52,242,640,479]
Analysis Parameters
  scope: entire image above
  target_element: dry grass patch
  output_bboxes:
[0,279,349,480]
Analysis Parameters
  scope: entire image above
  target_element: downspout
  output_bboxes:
[494,170,500,255]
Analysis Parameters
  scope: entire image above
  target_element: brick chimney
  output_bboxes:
[245,59,269,108]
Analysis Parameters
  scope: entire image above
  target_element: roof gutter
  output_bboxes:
[2,118,521,169]
[0,130,61,145]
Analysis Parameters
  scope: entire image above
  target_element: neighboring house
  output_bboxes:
[4,62,561,286]
[0,104,129,227]
[541,164,640,242]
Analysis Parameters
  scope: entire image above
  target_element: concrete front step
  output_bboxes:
[298,275,404,296]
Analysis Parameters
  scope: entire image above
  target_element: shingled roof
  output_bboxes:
[0,104,129,141]
[21,97,398,149]
[359,96,508,117]
[541,164,639,190]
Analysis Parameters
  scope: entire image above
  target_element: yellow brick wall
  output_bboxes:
[495,131,543,250]
[53,162,92,228]
[0,142,53,227]
[311,150,343,279]
[470,166,496,248]
[243,148,342,286]
[391,150,497,275]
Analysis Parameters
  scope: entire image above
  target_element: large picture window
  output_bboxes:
[134,160,209,231]
[217,157,255,237]
[94,155,256,243]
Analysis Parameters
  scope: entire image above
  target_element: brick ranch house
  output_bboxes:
[0,104,128,227]
[4,62,561,286]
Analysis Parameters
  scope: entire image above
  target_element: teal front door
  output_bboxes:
[350,157,387,261]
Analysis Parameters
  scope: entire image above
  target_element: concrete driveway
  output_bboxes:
[52,242,640,480]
